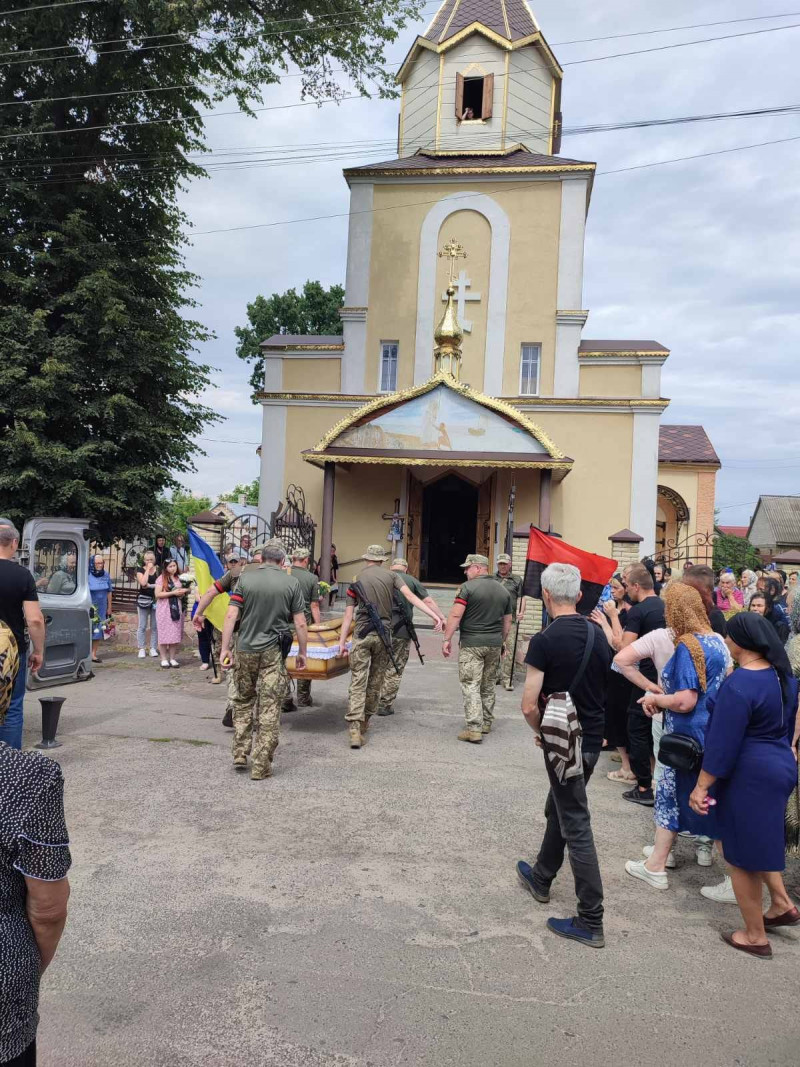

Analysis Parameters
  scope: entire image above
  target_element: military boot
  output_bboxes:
[222,707,233,728]
[232,753,248,770]
[349,723,363,749]
[251,762,273,781]
[377,706,394,716]
[458,729,483,744]
[282,698,297,713]
[481,722,492,735]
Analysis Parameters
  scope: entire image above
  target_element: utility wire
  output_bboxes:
[0,0,97,15]
[182,135,800,238]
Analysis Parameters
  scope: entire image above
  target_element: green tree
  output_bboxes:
[713,533,761,574]
[155,490,212,541]
[236,281,345,398]
[0,2,420,538]
[218,479,260,506]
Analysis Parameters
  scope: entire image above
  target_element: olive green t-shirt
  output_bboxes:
[230,565,305,653]
[290,566,320,625]
[455,574,513,648]
[494,571,523,621]
[347,565,405,631]
[391,571,428,640]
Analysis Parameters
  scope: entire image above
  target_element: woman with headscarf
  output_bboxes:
[760,579,791,643]
[688,613,800,957]
[624,583,730,890]
[739,569,758,608]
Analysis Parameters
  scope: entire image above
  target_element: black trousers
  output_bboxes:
[5,1041,36,1067]
[627,696,654,790]
[531,750,604,932]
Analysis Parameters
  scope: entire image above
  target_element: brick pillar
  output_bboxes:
[608,529,644,572]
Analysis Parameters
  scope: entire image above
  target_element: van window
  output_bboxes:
[35,538,79,596]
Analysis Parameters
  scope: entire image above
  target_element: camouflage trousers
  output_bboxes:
[213,629,239,715]
[284,676,312,708]
[377,636,411,712]
[345,633,389,723]
[495,626,517,687]
[459,646,502,731]
[231,646,288,776]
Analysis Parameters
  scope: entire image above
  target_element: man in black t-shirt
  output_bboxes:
[620,562,665,805]
[0,523,45,750]
[517,563,611,950]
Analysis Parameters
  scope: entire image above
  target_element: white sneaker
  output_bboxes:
[643,844,676,869]
[169,659,180,668]
[625,859,668,890]
[696,840,714,867]
[137,649,146,659]
[149,648,159,658]
[700,875,737,904]
[160,660,170,669]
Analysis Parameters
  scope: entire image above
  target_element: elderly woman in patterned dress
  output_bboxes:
[625,583,731,890]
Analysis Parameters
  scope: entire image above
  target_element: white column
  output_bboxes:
[553,179,588,398]
[342,181,374,394]
[630,411,661,557]
[258,403,287,523]
[641,361,663,399]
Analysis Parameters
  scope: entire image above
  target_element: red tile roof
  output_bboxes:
[659,425,720,466]
[717,526,749,539]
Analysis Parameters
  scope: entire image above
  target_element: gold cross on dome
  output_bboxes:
[438,237,467,284]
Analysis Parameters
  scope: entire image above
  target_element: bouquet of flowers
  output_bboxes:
[318,581,331,598]
[178,571,196,591]
[102,614,117,640]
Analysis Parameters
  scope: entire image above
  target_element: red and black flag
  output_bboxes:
[522,527,618,616]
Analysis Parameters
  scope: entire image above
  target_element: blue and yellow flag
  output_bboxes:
[188,528,230,632]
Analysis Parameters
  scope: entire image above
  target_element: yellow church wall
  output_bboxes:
[365,180,562,395]
[282,359,341,393]
[532,410,634,554]
[331,466,406,585]
[282,405,358,524]
[657,466,700,536]
[579,365,642,398]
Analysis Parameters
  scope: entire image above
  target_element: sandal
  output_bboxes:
[607,769,636,783]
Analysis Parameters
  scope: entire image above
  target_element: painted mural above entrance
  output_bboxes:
[336,385,547,455]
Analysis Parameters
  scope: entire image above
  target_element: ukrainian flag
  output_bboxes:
[188,528,230,632]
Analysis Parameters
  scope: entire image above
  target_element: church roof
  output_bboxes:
[579,339,669,356]
[658,425,720,466]
[345,148,594,180]
[261,334,344,350]
[302,372,572,473]
[423,0,539,45]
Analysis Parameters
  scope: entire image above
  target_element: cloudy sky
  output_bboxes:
[178,0,800,526]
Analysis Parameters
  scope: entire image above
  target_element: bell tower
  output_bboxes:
[396,0,563,157]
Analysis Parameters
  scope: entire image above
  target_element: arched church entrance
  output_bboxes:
[421,473,478,584]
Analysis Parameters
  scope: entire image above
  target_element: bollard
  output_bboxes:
[35,696,66,749]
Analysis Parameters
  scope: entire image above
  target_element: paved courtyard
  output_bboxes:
[24,634,800,1066]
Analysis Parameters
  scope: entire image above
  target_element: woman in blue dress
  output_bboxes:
[689,612,800,958]
[625,583,730,890]
[88,553,113,664]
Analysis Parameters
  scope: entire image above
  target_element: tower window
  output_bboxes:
[455,73,494,121]
[519,343,541,396]
[379,341,398,392]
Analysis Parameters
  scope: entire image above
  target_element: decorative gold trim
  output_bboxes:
[439,0,460,43]
[511,396,668,408]
[421,144,524,158]
[255,392,669,410]
[340,306,368,312]
[261,343,345,352]
[305,371,566,460]
[435,52,444,149]
[395,29,562,86]
[347,162,597,178]
[305,453,574,471]
[579,350,669,358]
[500,0,511,39]
[502,50,510,150]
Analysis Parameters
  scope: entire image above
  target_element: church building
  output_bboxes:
[257,0,719,583]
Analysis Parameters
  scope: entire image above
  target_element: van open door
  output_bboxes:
[20,517,93,689]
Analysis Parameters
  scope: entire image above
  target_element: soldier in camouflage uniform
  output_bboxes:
[442,553,513,743]
[220,538,307,780]
[282,547,322,712]
[338,545,443,749]
[493,553,525,691]
[377,558,445,716]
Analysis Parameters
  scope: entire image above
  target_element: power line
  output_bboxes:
[0,0,97,15]
[183,135,800,238]
[554,10,800,46]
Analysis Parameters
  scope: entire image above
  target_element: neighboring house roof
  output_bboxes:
[212,501,257,520]
[423,0,539,44]
[716,525,749,539]
[658,425,720,466]
[579,340,669,355]
[344,148,594,179]
[261,334,344,349]
[747,496,800,546]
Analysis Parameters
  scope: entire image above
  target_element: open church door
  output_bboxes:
[406,473,423,578]
[476,475,495,564]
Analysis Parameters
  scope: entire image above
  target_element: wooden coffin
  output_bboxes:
[286,617,354,680]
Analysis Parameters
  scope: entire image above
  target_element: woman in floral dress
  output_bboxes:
[625,583,730,889]
[154,560,188,668]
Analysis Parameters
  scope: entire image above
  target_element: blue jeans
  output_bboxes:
[136,606,158,650]
[0,648,26,750]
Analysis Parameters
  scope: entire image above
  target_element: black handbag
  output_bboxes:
[658,732,703,773]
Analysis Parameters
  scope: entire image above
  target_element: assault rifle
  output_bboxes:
[395,593,424,665]
[351,580,400,674]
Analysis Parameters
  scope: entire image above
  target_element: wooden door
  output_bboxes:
[406,473,423,577]
[476,474,495,562]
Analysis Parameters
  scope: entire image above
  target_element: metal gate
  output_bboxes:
[650,530,758,574]
[270,485,316,562]
[221,513,271,560]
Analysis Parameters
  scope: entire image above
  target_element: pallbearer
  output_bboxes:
[377,558,446,717]
[283,547,322,712]
[494,553,525,691]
